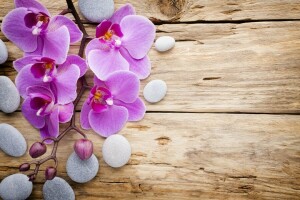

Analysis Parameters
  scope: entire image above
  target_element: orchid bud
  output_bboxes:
[74,139,93,160]
[19,163,30,172]
[29,142,47,158]
[45,167,57,180]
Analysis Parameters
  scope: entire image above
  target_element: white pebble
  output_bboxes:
[0,174,33,200]
[155,36,175,52]
[0,39,8,64]
[66,152,99,183]
[78,0,114,23]
[0,76,20,113]
[143,80,167,103]
[0,124,27,157]
[43,177,75,200]
[102,135,131,168]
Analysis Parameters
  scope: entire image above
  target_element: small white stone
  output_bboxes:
[155,36,175,52]
[0,124,27,157]
[0,39,8,64]
[143,80,167,103]
[0,76,20,113]
[66,152,99,183]
[102,135,131,168]
[0,174,33,200]
[43,177,75,200]
[78,0,114,23]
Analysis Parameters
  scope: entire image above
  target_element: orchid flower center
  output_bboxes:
[24,12,50,35]
[96,21,124,49]
[88,86,113,113]
[29,94,54,117]
[30,57,57,83]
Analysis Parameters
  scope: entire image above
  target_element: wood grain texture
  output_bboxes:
[0,112,299,199]
[1,22,300,113]
[1,0,300,22]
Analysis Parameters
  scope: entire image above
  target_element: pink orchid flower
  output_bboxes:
[1,0,82,64]
[14,54,88,104]
[85,4,156,80]
[22,85,74,141]
[80,71,146,137]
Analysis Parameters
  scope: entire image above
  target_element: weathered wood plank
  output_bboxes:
[1,22,300,113]
[0,112,299,199]
[1,0,300,22]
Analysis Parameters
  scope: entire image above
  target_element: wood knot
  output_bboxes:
[155,136,171,145]
[158,0,186,17]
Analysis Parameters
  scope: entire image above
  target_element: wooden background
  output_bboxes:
[1,0,300,199]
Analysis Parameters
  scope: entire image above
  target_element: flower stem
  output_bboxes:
[24,0,91,182]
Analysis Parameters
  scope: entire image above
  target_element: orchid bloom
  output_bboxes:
[85,4,155,80]
[22,85,74,141]
[1,0,82,64]
[14,54,88,104]
[80,71,146,137]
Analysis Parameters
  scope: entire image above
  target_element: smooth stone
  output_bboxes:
[66,152,99,183]
[143,80,167,103]
[43,177,75,200]
[0,124,26,157]
[0,39,8,64]
[78,0,114,23]
[155,36,175,52]
[0,173,33,200]
[102,135,131,168]
[0,76,20,113]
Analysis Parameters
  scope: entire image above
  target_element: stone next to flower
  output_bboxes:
[80,71,146,137]
[85,4,156,80]
[1,0,82,64]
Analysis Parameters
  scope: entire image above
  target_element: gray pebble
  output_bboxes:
[43,177,75,200]
[0,39,8,64]
[143,80,167,103]
[0,173,33,200]
[66,152,99,183]
[155,36,175,52]
[0,76,20,113]
[78,0,114,23]
[102,135,131,168]
[0,124,26,157]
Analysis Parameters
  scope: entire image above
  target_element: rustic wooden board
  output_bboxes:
[1,22,300,113]
[0,112,299,199]
[1,0,300,22]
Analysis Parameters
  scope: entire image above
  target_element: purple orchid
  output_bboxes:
[80,71,146,137]
[1,0,82,64]
[22,85,74,141]
[14,54,88,104]
[85,4,155,80]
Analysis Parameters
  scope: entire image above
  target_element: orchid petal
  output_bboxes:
[89,105,128,137]
[58,103,74,123]
[80,100,92,129]
[85,38,110,56]
[26,85,54,100]
[40,107,59,143]
[1,8,38,52]
[48,15,82,43]
[13,56,37,72]
[114,98,146,121]
[25,36,44,56]
[43,26,70,64]
[88,49,129,80]
[108,4,136,24]
[120,15,155,59]
[120,47,151,79]
[105,71,139,103]
[22,98,45,128]
[14,0,50,16]
[60,55,88,77]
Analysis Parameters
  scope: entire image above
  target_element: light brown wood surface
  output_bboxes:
[0,0,300,199]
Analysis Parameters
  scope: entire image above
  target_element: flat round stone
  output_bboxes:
[155,36,175,52]
[43,177,75,200]
[0,124,26,157]
[0,174,33,200]
[143,80,167,103]
[102,135,131,168]
[78,0,114,23]
[0,76,20,113]
[0,39,8,64]
[66,152,99,183]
